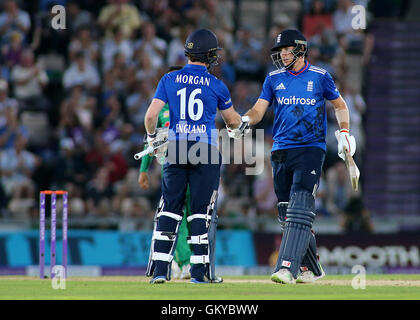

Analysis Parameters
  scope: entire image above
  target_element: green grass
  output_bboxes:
[0,275,419,300]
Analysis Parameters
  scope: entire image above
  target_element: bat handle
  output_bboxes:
[134,146,153,160]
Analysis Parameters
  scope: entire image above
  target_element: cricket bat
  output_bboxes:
[335,130,360,191]
[133,145,154,160]
[344,150,360,191]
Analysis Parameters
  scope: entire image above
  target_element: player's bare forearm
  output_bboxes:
[220,107,241,128]
[245,99,270,126]
[330,96,350,130]
[144,98,166,134]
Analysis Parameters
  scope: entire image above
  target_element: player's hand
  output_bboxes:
[146,132,158,155]
[146,131,168,156]
[138,172,150,189]
[227,116,250,139]
[335,129,356,161]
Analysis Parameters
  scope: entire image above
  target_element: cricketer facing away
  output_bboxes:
[144,28,244,284]
[228,29,356,284]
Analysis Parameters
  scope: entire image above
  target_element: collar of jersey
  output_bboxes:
[287,61,309,76]
[184,64,208,71]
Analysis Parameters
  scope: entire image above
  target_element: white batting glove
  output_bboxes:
[227,116,250,139]
[335,129,356,161]
[146,131,157,147]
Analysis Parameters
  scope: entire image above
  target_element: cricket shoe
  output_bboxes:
[190,278,209,284]
[171,262,181,279]
[205,275,224,283]
[271,268,296,284]
[296,265,326,284]
[150,276,166,284]
[179,264,191,280]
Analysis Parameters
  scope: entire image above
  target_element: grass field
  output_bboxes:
[0,274,420,300]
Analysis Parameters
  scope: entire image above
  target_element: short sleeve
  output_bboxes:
[153,74,168,103]
[217,80,233,110]
[323,72,340,100]
[259,75,274,104]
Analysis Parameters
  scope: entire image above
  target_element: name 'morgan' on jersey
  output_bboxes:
[260,62,340,152]
[153,64,232,146]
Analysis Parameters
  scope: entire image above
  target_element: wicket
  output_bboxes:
[39,190,68,279]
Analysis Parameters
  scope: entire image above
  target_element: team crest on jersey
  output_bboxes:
[307,81,313,92]
[275,83,286,90]
[187,42,194,49]
[164,110,169,117]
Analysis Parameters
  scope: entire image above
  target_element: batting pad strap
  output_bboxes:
[187,214,209,222]
[152,231,176,241]
[187,233,208,245]
[190,255,210,264]
[157,211,183,221]
[152,252,173,262]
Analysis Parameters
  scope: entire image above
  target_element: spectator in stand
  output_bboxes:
[302,0,333,39]
[140,0,177,43]
[231,81,257,115]
[340,196,373,234]
[307,24,339,63]
[0,79,18,128]
[85,166,115,217]
[68,26,99,65]
[196,0,234,50]
[231,26,264,82]
[1,31,25,70]
[54,136,89,188]
[0,0,31,45]
[63,51,100,93]
[333,0,365,54]
[167,23,194,67]
[125,80,154,128]
[0,105,28,150]
[97,0,143,39]
[66,0,95,34]
[0,133,40,218]
[31,3,70,56]
[132,49,157,82]
[101,26,134,72]
[59,84,97,133]
[325,161,359,216]
[307,45,336,76]
[104,52,131,98]
[11,49,50,111]
[133,21,167,70]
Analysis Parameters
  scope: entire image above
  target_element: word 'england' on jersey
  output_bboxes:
[176,122,207,134]
[175,74,211,86]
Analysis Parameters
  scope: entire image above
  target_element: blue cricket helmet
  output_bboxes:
[270,29,308,70]
[184,28,222,67]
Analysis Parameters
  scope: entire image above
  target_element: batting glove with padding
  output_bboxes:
[227,116,250,139]
[335,129,356,161]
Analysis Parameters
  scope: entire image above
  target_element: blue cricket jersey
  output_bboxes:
[153,64,233,146]
[259,62,340,152]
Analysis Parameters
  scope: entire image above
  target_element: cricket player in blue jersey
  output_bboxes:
[144,28,244,284]
[229,29,356,284]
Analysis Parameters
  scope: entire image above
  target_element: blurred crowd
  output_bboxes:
[0,0,376,232]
